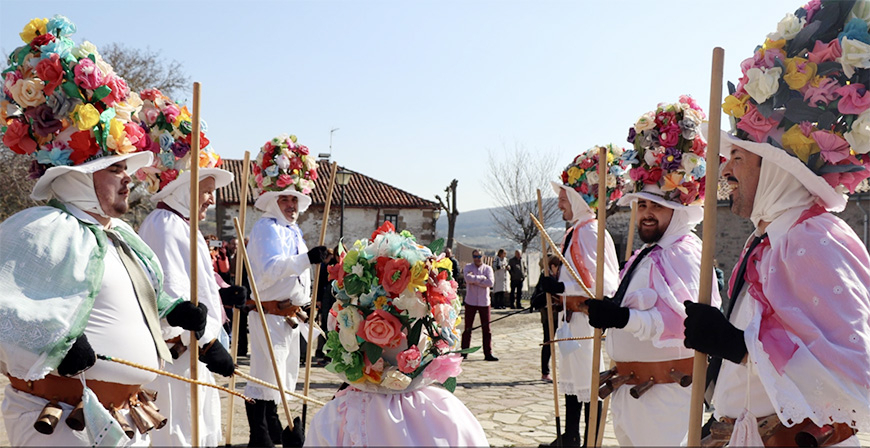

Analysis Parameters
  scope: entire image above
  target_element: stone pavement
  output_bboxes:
[3,306,870,446]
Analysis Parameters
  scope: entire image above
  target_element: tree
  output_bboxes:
[482,144,561,254]
[0,43,189,226]
[435,179,459,250]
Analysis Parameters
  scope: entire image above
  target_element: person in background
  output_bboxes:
[492,248,509,309]
[508,250,526,309]
[461,250,499,362]
[531,255,562,382]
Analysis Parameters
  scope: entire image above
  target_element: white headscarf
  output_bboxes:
[163,180,194,219]
[552,182,595,224]
[51,171,108,218]
[750,157,815,229]
[261,191,297,227]
[657,206,695,248]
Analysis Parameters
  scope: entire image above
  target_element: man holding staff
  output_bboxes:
[686,3,870,445]
[538,145,622,447]
[585,97,720,446]
[136,93,239,446]
[244,134,328,447]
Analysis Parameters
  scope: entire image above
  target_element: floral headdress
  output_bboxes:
[559,144,630,209]
[720,0,870,210]
[623,95,708,207]
[249,134,317,198]
[1,15,146,180]
[132,88,223,196]
[323,222,472,393]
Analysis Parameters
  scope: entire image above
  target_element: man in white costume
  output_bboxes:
[137,133,240,446]
[245,134,327,447]
[539,146,620,447]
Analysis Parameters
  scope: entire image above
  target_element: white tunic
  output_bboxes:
[244,217,311,402]
[138,208,223,447]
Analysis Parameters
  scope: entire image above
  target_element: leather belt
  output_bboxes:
[247,299,299,317]
[712,415,856,447]
[7,374,141,410]
[561,295,588,312]
[615,358,694,385]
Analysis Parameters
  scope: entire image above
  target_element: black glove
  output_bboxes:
[307,246,329,264]
[199,340,235,377]
[219,285,248,308]
[585,298,630,329]
[167,301,208,340]
[538,276,565,295]
[282,417,304,447]
[683,301,747,364]
[57,335,96,376]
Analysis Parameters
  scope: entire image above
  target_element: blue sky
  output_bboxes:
[2,0,800,211]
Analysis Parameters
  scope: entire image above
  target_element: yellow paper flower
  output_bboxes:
[70,103,100,130]
[567,166,584,184]
[408,261,428,292]
[722,94,750,119]
[374,296,389,310]
[20,18,48,44]
[783,57,817,90]
[433,257,453,272]
[173,106,191,127]
[106,119,134,154]
[661,172,687,193]
[763,38,786,51]
[782,124,820,162]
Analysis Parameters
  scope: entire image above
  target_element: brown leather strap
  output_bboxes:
[615,358,694,385]
[716,415,856,447]
[246,299,298,317]
[561,296,588,312]
[7,374,140,410]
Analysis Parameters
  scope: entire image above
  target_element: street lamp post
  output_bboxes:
[335,169,353,240]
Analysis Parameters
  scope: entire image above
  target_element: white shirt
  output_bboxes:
[247,217,311,305]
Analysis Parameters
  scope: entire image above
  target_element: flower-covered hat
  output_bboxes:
[1,15,153,200]
[618,95,708,222]
[720,0,870,212]
[552,144,630,211]
[323,222,471,393]
[132,88,232,203]
[250,133,318,213]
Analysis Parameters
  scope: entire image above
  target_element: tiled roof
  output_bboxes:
[217,159,439,209]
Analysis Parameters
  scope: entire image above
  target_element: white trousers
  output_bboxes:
[244,311,301,403]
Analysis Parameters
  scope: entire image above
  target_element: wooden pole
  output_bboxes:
[302,162,338,429]
[687,46,725,447]
[188,81,201,445]
[587,146,607,447]
[537,189,562,446]
[529,214,595,300]
[225,150,250,446]
[234,217,296,431]
[595,201,635,447]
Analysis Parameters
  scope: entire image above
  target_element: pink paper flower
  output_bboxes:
[808,39,842,64]
[276,174,294,188]
[835,83,870,114]
[803,77,840,106]
[357,309,405,348]
[124,122,146,148]
[423,353,463,383]
[736,106,778,143]
[73,58,104,90]
[380,258,411,297]
[658,124,681,147]
[162,103,180,124]
[813,130,851,163]
[396,346,422,374]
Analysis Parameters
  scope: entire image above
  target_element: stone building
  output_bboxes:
[214,159,441,249]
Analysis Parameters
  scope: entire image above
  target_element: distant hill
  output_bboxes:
[435,198,564,252]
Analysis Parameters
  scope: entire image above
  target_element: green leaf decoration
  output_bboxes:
[427,238,445,255]
[362,341,383,364]
[442,377,457,393]
[61,81,84,101]
[92,85,111,102]
[407,319,425,347]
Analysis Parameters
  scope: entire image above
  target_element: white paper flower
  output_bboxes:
[839,37,870,78]
[392,291,428,319]
[845,109,870,154]
[744,67,782,104]
[767,13,805,41]
[338,329,360,352]
[381,367,412,390]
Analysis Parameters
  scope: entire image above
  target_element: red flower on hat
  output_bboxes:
[3,119,37,155]
[371,221,395,240]
[68,130,100,164]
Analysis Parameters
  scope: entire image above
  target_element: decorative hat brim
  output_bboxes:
[254,189,312,214]
[31,152,154,201]
[617,186,704,225]
[150,168,234,204]
[718,131,847,212]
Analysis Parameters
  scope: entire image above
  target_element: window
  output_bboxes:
[384,213,398,227]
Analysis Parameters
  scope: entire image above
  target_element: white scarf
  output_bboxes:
[750,158,815,229]
[51,171,108,218]
[261,194,296,227]
[163,182,193,219]
[656,206,696,248]
[560,185,595,225]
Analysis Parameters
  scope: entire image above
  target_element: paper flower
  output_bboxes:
[249,134,318,199]
[559,144,630,209]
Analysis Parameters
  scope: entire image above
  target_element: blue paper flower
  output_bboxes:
[839,18,870,45]
[46,15,77,38]
[35,146,72,167]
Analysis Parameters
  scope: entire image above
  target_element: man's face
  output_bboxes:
[227,238,238,252]
[721,145,762,219]
[558,188,573,222]
[197,176,216,221]
[444,248,452,258]
[92,161,131,218]
[278,195,299,223]
[514,250,521,259]
[636,199,674,244]
[472,251,482,266]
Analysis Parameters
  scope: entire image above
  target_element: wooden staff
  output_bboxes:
[225,150,251,446]
[189,81,202,444]
[595,201,636,447]
[529,214,595,299]
[234,217,297,432]
[587,146,607,447]
[687,46,725,446]
[302,162,338,429]
[537,189,562,447]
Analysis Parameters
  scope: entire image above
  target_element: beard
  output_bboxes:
[638,221,666,244]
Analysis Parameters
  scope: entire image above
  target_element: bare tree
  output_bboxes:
[100,43,190,99]
[435,179,459,250]
[483,144,561,253]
